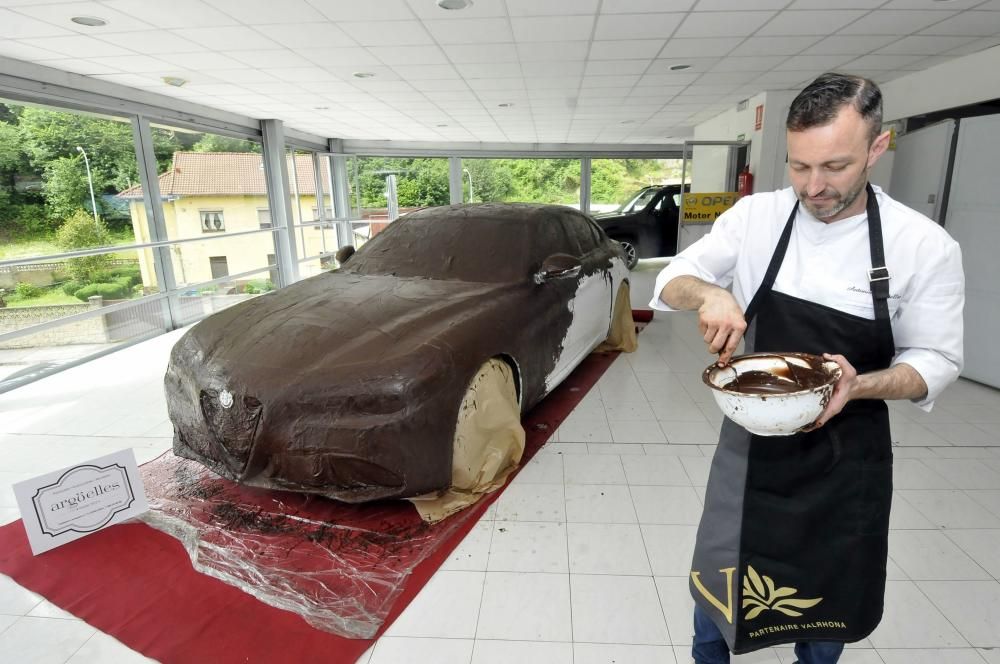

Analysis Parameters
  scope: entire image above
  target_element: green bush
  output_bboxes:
[14,282,42,299]
[108,266,141,287]
[61,280,85,295]
[73,282,127,301]
[55,210,113,283]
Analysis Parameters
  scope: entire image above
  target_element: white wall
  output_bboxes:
[881,45,1000,122]
[692,90,796,194]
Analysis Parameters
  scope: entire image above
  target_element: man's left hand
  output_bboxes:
[806,353,857,430]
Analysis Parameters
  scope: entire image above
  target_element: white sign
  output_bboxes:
[14,449,149,555]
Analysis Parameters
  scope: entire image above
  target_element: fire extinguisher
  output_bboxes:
[737,165,754,198]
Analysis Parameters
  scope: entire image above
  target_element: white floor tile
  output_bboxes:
[889,492,937,530]
[65,631,158,663]
[440,519,492,572]
[867,580,968,648]
[774,649,881,663]
[0,507,20,526]
[899,490,1000,529]
[476,572,571,642]
[605,401,656,421]
[567,523,651,575]
[966,490,1000,518]
[642,524,697,577]
[609,419,667,444]
[588,442,647,454]
[494,483,566,522]
[655,576,695,646]
[0,575,42,616]
[649,399,708,423]
[919,580,1000,647]
[384,571,484,639]
[558,418,614,443]
[923,422,998,446]
[643,443,708,457]
[680,457,712,486]
[565,484,637,524]
[0,616,97,664]
[660,420,719,444]
[622,454,691,485]
[931,460,1000,490]
[369,637,473,664]
[945,530,1000,579]
[471,639,572,664]
[540,442,589,455]
[511,453,564,484]
[0,613,16,633]
[564,454,627,484]
[571,574,670,645]
[877,648,990,664]
[630,486,704,525]
[893,459,956,490]
[487,521,568,573]
[575,642,677,664]
[889,530,992,580]
[26,600,79,620]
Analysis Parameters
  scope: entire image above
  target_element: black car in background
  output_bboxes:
[593,184,685,269]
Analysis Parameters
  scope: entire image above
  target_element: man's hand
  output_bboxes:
[808,353,857,429]
[698,290,747,365]
[660,276,746,365]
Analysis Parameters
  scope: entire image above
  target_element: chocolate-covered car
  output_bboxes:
[165,203,632,502]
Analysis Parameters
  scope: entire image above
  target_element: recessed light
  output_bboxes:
[71,15,107,27]
[620,120,634,125]
[437,0,473,9]
[669,64,691,71]
[314,106,329,110]
[161,76,188,87]
[436,123,449,127]
[497,102,514,108]
[352,71,376,79]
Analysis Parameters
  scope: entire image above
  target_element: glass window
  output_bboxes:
[257,208,272,229]
[588,158,684,214]
[463,158,580,206]
[171,267,276,327]
[200,209,225,232]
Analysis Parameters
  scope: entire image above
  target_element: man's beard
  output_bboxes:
[798,172,868,221]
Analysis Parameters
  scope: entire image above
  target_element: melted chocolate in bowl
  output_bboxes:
[719,354,833,395]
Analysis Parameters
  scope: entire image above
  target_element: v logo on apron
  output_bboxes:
[689,184,895,654]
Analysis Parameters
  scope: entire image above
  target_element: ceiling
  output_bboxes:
[1,0,999,145]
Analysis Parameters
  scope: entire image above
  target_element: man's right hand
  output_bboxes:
[660,276,747,365]
[698,290,747,365]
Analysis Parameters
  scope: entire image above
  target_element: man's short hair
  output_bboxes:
[786,73,883,144]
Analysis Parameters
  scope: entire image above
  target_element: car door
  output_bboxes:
[545,216,617,392]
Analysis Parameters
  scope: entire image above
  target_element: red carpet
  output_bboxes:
[0,312,652,664]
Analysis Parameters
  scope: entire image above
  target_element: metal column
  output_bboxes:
[580,157,591,215]
[448,156,463,205]
[261,119,299,286]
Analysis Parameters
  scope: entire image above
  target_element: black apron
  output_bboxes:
[689,184,895,654]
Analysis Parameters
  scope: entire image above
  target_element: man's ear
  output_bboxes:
[868,129,891,166]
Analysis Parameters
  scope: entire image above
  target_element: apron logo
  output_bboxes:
[691,567,737,624]
[742,565,823,620]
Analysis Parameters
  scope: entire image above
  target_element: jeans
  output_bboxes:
[693,605,844,664]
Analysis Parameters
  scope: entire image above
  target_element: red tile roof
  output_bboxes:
[119,152,328,199]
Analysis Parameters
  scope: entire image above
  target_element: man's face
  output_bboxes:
[786,106,885,222]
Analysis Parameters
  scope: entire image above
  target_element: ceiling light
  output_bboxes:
[669,64,691,71]
[314,106,329,110]
[497,102,514,108]
[436,123,449,127]
[620,120,634,125]
[71,15,107,27]
[352,72,376,79]
[162,76,188,87]
[437,0,473,9]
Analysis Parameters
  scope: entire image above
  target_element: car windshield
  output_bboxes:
[341,205,576,284]
[619,187,658,213]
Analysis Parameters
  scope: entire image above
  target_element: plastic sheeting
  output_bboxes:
[139,452,485,639]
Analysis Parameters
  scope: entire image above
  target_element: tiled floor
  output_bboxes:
[1,260,999,663]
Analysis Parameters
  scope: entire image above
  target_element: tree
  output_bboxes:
[591,159,628,205]
[55,209,113,282]
[192,134,261,153]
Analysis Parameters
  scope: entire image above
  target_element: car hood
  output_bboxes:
[170,272,510,390]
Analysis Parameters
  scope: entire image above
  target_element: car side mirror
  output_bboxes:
[335,245,355,264]
[533,254,582,284]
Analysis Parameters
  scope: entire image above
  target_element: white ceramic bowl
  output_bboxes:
[702,352,842,437]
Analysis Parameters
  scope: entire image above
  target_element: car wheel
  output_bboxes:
[598,282,638,353]
[619,240,639,270]
[451,358,525,494]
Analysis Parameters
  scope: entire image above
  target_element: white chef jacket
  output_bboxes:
[649,185,964,410]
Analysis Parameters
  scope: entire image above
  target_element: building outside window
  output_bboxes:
[257,208,272,229]
[208,256,229,279]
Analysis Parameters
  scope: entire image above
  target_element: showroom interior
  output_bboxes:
[1,0,1000,663]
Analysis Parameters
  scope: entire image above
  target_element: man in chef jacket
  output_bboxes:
[650,73,964,664]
